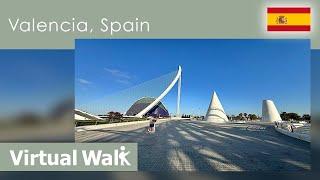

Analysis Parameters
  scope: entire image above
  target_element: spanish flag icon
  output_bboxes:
[267,7,311,31]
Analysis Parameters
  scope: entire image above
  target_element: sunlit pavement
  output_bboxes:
[75,120,310,171]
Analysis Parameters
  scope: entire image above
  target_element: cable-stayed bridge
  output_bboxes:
[76,66,181,117]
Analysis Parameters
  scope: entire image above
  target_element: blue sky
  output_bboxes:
[75,39,310,116]
[0,50,74,117]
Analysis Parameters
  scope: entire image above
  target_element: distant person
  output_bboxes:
[152,119,157,132]
[147,116,157,133]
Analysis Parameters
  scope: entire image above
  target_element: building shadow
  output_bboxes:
[75,120,311,171]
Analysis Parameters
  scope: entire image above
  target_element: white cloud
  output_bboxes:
[77,78,92,85]
[104,68,131,79]
[104,67,134,85]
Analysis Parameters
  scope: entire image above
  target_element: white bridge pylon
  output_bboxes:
[135,66,182,118]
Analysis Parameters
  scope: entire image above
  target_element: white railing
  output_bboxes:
[274,121,310,142]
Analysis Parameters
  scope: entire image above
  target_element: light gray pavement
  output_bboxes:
[75,120,311,171]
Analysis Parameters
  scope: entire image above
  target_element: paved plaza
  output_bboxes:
[76,120,310,171]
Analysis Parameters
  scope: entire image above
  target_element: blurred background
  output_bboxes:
[311,50,320,172]
[0,50,74,142]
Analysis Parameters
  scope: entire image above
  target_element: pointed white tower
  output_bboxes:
[262,100,282,122]
[204,91,229,123]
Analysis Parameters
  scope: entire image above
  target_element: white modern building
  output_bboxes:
[261,99,282,122]
[74,109,103,121]
[204,91,229,123]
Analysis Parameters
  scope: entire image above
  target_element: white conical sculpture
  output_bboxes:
[204,91,229,123]
[262,100,282,122]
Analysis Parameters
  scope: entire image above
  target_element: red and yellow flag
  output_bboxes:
[267,7,311,31]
